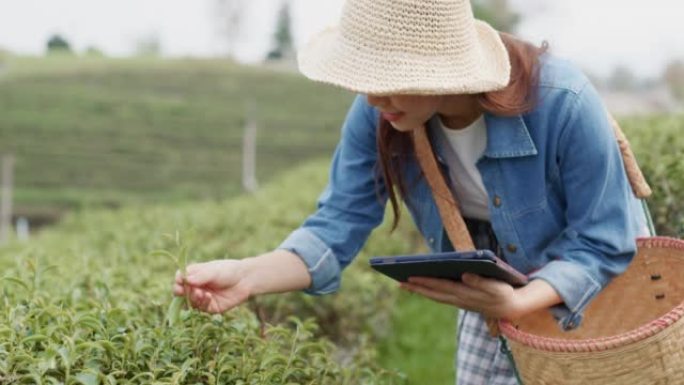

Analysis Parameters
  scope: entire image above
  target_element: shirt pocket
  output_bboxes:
[500,157,550,218]
[511,200,564,262]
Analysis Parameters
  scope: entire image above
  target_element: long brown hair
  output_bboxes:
[376,33,549,230]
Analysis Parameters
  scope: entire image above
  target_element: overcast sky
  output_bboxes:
[0,0,682,78]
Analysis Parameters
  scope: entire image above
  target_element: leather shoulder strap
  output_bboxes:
[412,125,475,251]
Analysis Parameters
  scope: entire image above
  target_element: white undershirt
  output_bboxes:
[437,115,490,220]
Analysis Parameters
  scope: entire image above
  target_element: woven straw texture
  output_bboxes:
[608,113,653,198]
[500,237,684,384]
[297,0,511,95]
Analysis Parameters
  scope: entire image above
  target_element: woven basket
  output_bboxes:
[499,237,684,385]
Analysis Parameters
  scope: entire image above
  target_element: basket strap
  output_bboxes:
[412,125,501,337]
[500,336,525,385]
[412,126,475,251]
[607,112,655,235]
[642,200,657,237]
[607,112,652,199]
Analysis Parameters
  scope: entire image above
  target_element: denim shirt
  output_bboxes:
[278,55,646,330]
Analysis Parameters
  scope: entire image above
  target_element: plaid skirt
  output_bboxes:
[456,310,518,385]
[455,218,519,385]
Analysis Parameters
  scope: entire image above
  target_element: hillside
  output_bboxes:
[0,56,353,221]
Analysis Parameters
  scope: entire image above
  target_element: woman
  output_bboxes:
[172,0,646,383]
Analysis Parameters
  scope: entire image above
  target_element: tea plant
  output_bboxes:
[623,114,684,237]
[0,161,414,384]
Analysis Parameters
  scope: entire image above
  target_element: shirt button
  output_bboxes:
[428,237,435,244]
[493,196,502,207]
[506,244,518,253]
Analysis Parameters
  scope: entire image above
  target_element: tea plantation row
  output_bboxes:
[0,161,419,384]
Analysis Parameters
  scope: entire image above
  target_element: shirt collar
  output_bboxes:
[482,113,538,158]
[428,113,537,162]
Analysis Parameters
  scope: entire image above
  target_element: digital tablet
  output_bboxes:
[369,249,528,287]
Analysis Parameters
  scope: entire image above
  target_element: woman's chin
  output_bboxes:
[389,121,421,132]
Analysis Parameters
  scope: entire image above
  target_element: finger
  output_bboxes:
[462,273,509,296]
[461,273,484,287]
[197,291,212,313]
[173,283,186,296]
[407,277,486,300]
[185,264,215,286]
[206,293,226,314]
[210,289,249,314]
[408,277,460,292]
[409,276,494,304]
[403,283,457,306]
[208,294,231,314]
[190,287,206,308]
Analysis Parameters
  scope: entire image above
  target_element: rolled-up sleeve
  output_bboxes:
[529,82,640,330]
[277,95,387,295]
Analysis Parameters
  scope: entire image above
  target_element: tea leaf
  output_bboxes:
[1,276,30,291]
[74,371,99,385]
[166,296,184,328]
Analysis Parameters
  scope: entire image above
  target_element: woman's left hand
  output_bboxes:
[400,273,525,319]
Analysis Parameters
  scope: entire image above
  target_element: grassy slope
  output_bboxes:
[0,56,353,214]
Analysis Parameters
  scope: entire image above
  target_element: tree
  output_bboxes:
[472,0,521,33]
[663,59,684,101]
[265,0,294,61]
[214,0,247,58]
[46,34,72,55]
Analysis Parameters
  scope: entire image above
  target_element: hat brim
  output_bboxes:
[297,20,511,95]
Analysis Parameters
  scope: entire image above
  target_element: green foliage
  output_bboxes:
[47,34,73,55]
[378,292,457,385]
[472,0,520,33]
[0,56,353,215]
[1,53,682,384]
[266,1,294,61]
[622,114,684,237]
[0,161,416,383]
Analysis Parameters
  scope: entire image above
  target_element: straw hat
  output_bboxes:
[297,0,512,95]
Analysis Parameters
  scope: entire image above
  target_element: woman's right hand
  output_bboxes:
[173,259,252,314]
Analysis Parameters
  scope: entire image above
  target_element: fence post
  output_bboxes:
[16,217,29,241]
[242,100,258,193]
[0,154,15,244]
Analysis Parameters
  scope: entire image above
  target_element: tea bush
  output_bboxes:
[0,161,415,384]
[2,113,681,384]
[622,114,684,237]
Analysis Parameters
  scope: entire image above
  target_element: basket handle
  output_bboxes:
[411,112,651,337]
[412,126,501,336]
[607,112,652,199]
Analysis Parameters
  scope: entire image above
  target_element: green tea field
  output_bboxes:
[0,56,352,220]
[0,55,682,384]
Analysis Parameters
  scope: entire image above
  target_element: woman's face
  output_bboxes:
[366,94,443,132]
[365,93,480,131]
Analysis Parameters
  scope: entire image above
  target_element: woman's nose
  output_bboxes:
[367,94,389,109]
